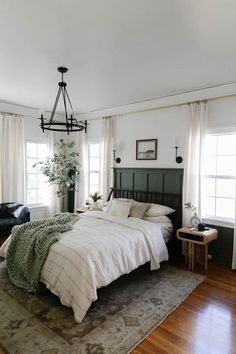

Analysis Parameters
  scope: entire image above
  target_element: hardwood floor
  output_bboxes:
[132,263,236,354]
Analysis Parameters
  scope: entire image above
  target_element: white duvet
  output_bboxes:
[0,211,168,323]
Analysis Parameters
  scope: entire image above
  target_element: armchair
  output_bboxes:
[0,203,30,244]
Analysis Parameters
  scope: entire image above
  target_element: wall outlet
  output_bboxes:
[208,254,212,260]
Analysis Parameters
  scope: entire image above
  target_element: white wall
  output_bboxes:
[86,96,236,168]
[24,116,49,140]
[208,96,236,130]
[87,106,187,168]
[113,108,186,168]
[87,119,103,140]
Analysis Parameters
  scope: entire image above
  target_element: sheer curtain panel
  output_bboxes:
[101,116,112,202]
[74,130,88,209]
[182,101,208,227]
[0,113,25,203]
[232,185,236,269]
[47,131,60,216]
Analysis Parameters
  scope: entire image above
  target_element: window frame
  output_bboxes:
[25,137,49,207]
[202,128,236,229]
[87,139,102,199]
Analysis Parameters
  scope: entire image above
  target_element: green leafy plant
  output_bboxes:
[89,192,102,202]
[34,139,80,201]
[185,201,197,213]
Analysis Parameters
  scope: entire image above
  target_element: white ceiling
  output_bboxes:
[1,0,236,114]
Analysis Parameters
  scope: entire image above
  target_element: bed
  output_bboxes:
[0,186,182,323]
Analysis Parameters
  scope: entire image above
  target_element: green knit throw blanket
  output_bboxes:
[6,212,79,294]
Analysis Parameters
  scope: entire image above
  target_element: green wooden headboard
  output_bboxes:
[113,168,183,195]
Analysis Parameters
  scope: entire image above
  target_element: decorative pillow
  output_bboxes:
[144,203,175,217]
[107,199,131,218]
[0,206,15,219]
[143,215,172,224]
[104,198,130,212]
[129,200,150,219]
[12,206,25,218]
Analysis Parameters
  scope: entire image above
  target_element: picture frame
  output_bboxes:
[136,139,157,160]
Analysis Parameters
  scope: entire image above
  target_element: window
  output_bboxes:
[25,141,49,205]
[88,142,101,197]
[202,132,236,224]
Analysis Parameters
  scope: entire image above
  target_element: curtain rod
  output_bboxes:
[0,111,23,117]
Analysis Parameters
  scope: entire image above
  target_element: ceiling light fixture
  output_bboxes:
[40,67,87,135]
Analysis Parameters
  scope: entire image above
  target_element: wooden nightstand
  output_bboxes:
[177,227,218,271]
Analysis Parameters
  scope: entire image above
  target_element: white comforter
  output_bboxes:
[0,211,168,322]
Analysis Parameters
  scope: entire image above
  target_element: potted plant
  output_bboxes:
[34,139,80,212]
[89,192,102,210]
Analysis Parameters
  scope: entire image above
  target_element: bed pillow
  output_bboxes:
[107,199,131,218]
[144,203,175,217]
[143,215,172,224]
[102,198,130,212]
[129,200,150,219]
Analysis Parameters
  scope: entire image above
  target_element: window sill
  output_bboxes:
[202,218,234,229]
[27,204,49,210]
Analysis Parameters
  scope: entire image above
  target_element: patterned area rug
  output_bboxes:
[0,259,205,354]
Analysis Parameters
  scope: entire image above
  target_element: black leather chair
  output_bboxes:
[0,203,30,242]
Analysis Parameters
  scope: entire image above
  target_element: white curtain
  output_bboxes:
[101,116,112,202]
[74,130,88,209]
[182,101,208,226]
[232,186,236,269]
[0,113,25,204]
[47,131,60,216]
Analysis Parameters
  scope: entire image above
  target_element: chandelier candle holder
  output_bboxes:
[40,67,87,135]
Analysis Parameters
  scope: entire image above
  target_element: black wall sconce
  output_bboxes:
[175,146,183,164]
[113,150,121,164]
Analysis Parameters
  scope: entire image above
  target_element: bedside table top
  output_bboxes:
[177,226,218,244]
[178,226,217,235]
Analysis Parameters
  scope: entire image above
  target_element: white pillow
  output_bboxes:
[129,200,150,219]
[103,198,130,212]
[143,215,172,224]
[145,203,175,217]
[107,199,131,218]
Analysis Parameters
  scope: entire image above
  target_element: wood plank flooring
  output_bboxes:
[132,263,236,354]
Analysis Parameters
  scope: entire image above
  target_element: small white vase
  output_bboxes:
[190,212,201,228]
[92,201,98,210]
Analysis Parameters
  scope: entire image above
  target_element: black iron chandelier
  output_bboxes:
[40,67,87,134]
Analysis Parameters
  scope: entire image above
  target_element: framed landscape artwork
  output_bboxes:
[136,139,157,160]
